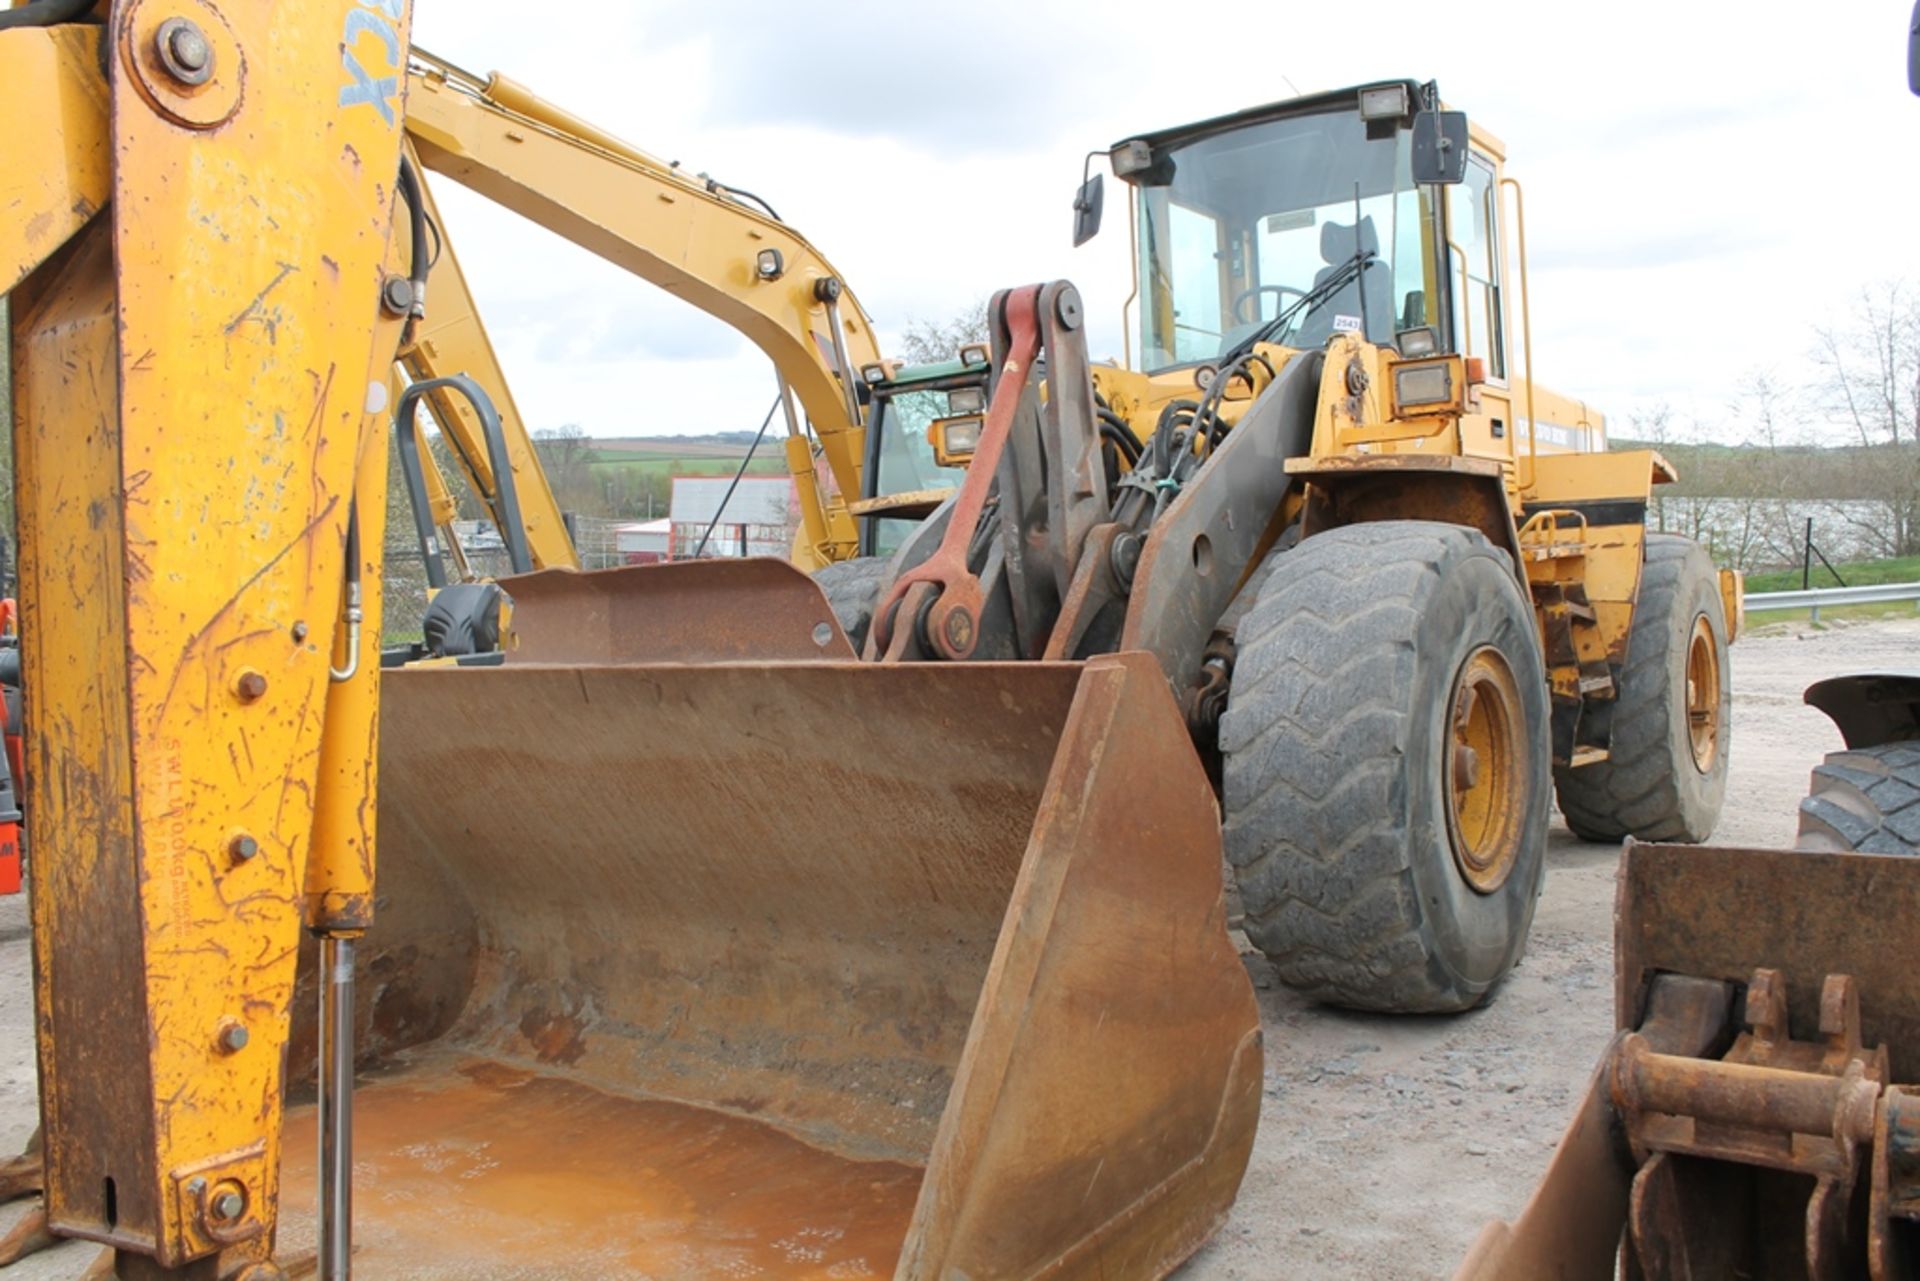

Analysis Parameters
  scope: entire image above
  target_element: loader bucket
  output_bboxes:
[279,636,1261,1278]
[1457,840,1920,1280]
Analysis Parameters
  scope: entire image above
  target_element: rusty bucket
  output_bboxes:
[279,562,1261,1279]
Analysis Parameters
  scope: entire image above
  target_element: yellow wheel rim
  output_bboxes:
[1685,614,1721,773]
[1445,647,1526,895]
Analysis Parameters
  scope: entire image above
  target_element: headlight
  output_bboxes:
[1359,84,1409,121]
[929,415,983,467]
[947,385,986,415]
[1393,360,1454,411]
[1110,140,1153,177]
[1396,326,1439,358]
[755,248,785,281]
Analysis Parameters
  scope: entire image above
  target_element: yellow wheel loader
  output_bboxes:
[823,79,1740,1015]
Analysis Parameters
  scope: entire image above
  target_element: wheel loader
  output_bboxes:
[810,79,1740,1014]
[2,3,1742,1278]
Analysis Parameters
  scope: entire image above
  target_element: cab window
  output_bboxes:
[1448,154,1505,378]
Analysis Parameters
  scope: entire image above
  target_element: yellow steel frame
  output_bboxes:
[0,24,110,292]
[15,1,412,1271]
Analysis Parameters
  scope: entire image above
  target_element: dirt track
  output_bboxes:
[0,613,1912,1278]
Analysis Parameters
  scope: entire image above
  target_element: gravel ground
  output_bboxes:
[0,613,1912,1278]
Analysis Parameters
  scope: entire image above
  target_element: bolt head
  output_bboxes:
[229,833,259,862]
[1055,288,1084,331]
[155,18,214,87]
[381,275,415,317]
[210,1189,245,1222]
[234,670,268,702]
[217,1021,250,1053]
[291,621,310,643]
[942,608,974,654]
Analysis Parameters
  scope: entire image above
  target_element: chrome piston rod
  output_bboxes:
[317,935,355,1281]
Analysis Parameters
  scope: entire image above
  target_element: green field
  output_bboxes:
[586,436,787,481]
[1740,553,1920,628]
[1745,554,1920,594]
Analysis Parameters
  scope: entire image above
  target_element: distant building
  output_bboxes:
[669,475,796,559]
[614,518,672,565]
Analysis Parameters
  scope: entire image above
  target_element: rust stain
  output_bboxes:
[24,210,52,246]
[517,1008,589,1066]
[276,1059,922,1280]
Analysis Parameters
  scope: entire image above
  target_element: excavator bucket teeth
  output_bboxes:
[282,644,1261,1279]
[1458,841,1920,1280]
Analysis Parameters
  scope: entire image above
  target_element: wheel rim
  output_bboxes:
[1685,614,1721,773]
[1445,647,1526,895]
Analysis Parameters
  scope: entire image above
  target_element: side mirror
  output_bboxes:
[1072,172,1104,247]
[1909,0,1919,95]
[1410,110,1470,184]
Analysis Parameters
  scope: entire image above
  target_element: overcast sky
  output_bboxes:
[410,0,1920,444]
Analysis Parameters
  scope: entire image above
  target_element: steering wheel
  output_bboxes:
[1232,284,1308,325]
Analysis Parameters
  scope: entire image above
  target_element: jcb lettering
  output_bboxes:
[338,0,403,125]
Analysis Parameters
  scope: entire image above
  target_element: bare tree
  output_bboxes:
[1810,282,1920,554]
[896,299,990,365]
[532,424,598,513]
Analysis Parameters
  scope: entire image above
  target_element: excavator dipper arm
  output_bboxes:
[12,0,412,1273]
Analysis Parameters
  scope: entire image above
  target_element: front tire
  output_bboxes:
[810,556,891,651]
[1553,534,1729,843]
[1220,521,1551,1013]
[1797,742,1920,854]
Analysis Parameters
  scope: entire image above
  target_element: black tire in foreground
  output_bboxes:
[810,556,892,651]
[1797,741,1920,855]
[1220,520,1551,1013]
[1552,534,1730,843]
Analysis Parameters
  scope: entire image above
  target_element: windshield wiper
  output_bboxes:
[1220,247,1377,367]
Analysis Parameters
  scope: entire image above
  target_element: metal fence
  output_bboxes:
[1745,582,1920,622]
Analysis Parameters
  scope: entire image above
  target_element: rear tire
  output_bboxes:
[1220,521,1551,1013]
[1797,741,1920,855]
[1552,534,1729,843]
[811,556,891,651]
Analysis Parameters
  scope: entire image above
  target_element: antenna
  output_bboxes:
[1353,181,1371,341]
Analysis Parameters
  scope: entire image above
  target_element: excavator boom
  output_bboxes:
[400,49,882,566]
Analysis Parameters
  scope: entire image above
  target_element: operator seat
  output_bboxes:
[1292,215,1395,348]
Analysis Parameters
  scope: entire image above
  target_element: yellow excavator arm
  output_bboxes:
[399,49,881,566]
[393,146,577,572]
[8,2,413,1274]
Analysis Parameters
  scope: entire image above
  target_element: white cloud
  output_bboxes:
[408,0,1920,441]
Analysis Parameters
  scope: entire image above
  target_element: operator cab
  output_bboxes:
[1078,80,1504,380]
[851,355,992,557]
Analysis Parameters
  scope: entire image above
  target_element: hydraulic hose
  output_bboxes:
[395,158,431,327]
[0,0,95,28]
[1097,411,1142,465]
